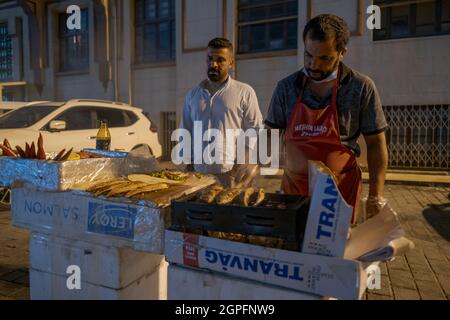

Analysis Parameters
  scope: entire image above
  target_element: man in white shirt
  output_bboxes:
[179,38,263,186]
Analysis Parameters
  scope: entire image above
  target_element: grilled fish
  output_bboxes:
[107,182,149,197]
[253,188,265,207]
[240,187,255,206]
[216,188,242,205]
[126,183,169,198]
[86,180,125,192]
[199,184,224,203]
[94,181,132,196]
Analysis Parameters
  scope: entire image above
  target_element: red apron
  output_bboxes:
[282,74,362,222]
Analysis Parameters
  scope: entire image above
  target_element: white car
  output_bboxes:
[0,99,162,158]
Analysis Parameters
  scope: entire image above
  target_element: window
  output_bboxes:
[238,0,298,54]
[125,111,139,126]
[0,23,12,81]
[374,0,450,40]
[135,0,176,63]
[58,9,89,72]
[94,108,128,128]
[0,105,59,129]
[53,107,96,130]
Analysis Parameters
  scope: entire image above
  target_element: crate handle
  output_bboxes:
[186,209,213,221]
[244,219,275,227]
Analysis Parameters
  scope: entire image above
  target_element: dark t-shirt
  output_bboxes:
[265,63,388,156]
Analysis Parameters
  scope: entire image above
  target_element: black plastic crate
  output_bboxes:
[170,193,310,244]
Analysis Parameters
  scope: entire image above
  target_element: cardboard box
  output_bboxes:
[12,187,167,253]
[29,233,164,289]
[168,264,322,300]
[302,161,354,257]
[30,261,168,300]
[165,229,372,300]
[164,201,413,300]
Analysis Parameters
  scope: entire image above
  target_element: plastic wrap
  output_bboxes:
[0,155,160,190]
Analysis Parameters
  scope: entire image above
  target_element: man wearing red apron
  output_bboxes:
[266,14,389,221]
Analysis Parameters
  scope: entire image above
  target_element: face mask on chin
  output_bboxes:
[303,68,338,84]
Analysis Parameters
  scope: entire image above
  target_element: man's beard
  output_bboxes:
[207,68,223,82]
[306,59,340,81]
[306,69,333,81]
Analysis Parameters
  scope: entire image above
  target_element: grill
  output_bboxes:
[170,193,310,250]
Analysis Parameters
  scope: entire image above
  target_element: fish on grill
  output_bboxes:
[252,188,265,207]
[216,188,242,205]
[199,184,224,203]
[240,187,255,206]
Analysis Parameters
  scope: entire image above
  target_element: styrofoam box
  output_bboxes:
[29,233,163,289]
[12,187,167,253]
[0,155,159,191]
[168,264,322,300]
[30,261,168,300]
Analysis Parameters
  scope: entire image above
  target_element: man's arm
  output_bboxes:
[364,132,388,198]
[359,77,389,218]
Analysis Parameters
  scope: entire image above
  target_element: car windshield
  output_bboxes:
[0,105,59,129]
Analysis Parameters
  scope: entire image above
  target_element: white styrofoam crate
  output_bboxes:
[0,155,159,191]
[29,233,164,289]
[167,264,322,300]
[12,187,167,253]
[30,261,168,300]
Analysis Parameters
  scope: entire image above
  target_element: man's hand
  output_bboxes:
[230,164,259,187]
[364,131,388,218]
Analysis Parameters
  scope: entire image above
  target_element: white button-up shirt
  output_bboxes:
[180,76,263,174]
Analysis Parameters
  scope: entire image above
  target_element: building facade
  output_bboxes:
[0,0,449,169]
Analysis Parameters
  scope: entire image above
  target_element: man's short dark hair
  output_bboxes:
[303,14,350,52]
[208,37,233,52]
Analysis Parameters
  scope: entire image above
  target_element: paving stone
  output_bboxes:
[423,247,448,261]
[415,280,446,300]
[379,262,388,276]
[427,259,450,276]
[361,291,367,300]
[367,275,393,297]
[393,287,421,300]
[405,250,428,265]
[8,287,29,300]
[388,269,416,290]
[387,256,409,271]
[0,266,13,277]
[0,270,27,282]
[410,263,436,282]
[12,274,29,287]
[435,274,450,296]
[409,263,433,274]
[367,293,394,300]
[0,280,23,297]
